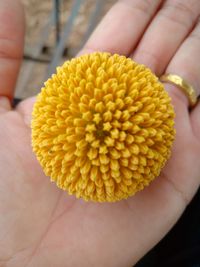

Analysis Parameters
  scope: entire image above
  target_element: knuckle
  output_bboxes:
[0,38,22,61]
[134,48,160,71]
[119,0,154,15]
[160,1,196,29]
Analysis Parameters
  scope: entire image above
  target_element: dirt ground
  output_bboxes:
[16,0,115,99]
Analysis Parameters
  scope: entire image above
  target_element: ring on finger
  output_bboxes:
[160,74,198,109]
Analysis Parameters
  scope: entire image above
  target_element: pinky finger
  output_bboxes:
[190,99,200,139]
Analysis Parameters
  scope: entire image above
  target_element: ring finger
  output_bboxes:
[163,18,200,108]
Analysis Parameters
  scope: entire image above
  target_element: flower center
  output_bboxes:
[95,124,109,138]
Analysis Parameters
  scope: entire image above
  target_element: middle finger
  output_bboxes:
[82,0,163,56]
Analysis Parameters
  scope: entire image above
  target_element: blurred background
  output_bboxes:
[16,0,115,99]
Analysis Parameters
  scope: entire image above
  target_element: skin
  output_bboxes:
[0,0,200,266]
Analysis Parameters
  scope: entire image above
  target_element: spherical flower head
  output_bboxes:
[31,52,175,202]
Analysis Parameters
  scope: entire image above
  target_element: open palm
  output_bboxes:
[0,1,200,267]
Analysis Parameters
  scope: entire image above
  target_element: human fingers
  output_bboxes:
[133,0,200,76]
[163,18,200,108]
[20,0,163,124]
[159,19,200,201]
[0,0,25,103]
[190,100,200,139]
[0,96,11,115]
[180,20,200,138]
[81,0,163,55]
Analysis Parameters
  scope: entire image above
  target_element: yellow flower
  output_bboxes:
[31,52,175,202]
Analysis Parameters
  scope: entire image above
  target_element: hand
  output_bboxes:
[0,0,200,266]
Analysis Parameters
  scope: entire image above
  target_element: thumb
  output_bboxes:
[0,0,25,101]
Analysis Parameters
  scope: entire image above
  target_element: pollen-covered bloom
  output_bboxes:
[31,52,175,202]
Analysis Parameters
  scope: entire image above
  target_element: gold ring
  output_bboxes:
[160,74,198,108]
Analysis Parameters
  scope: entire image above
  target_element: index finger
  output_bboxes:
[80,0,162,56]
[20,0,162,124]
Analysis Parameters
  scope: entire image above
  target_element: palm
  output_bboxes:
[0,97,199,267]
[0,0,200,266]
